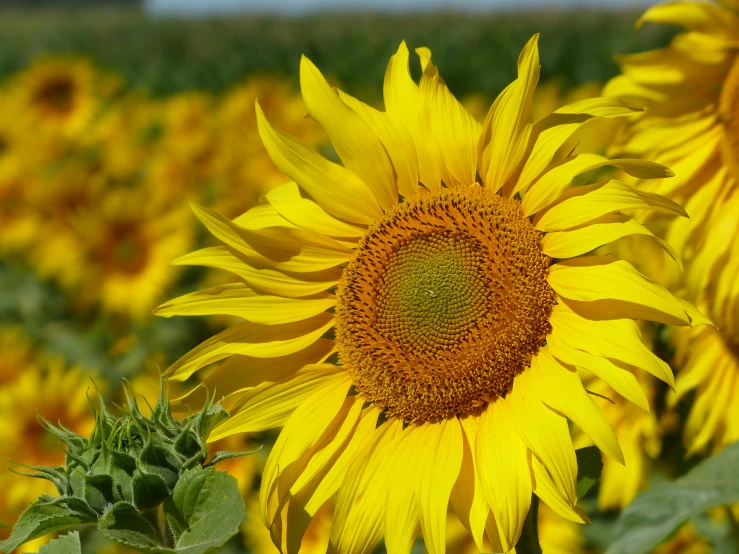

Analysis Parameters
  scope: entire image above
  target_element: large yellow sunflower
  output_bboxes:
[158,36,707,553]
[606,0,739,453]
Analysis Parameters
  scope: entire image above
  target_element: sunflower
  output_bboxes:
[0,360,95,515]
[0,327,35,386]
[605,0,739,453]
[158,36,707,553]
[10,56,115,139]
[66,189,193,320]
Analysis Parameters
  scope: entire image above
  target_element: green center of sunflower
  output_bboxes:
[336,187,557,423]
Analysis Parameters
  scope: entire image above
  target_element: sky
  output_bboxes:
[145,0,653,16]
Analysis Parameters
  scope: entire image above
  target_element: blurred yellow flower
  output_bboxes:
[9,57,115,139]
[607,0,739,453]
[0,327,35,386]
[0,360,95,515]
[44,189,193,319]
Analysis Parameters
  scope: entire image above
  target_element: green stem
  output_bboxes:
[725,504,739,554]
[515,495,543,554]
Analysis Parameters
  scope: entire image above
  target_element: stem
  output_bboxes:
[726,504,739,554]
[515,495,543,554]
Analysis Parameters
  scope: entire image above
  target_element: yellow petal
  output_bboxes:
[265,182,366,238]
[514,97,640,195]
[383,42,425,190]
[155,283,335,324]
[478,34,540,192]
[209,363,345,440]
[522,154,674,216]
[337,90,419,199]
[260,376,352,527]
[677,298,714,327]
[549,303,674,387]
[300,56,397,209]
[191,203,353,273]
[535,179,688,232]
[288,395,366,496]
[384,427,422,554]
[637,1,739,35]
[476,399,532,552]
[530,456,589,524]
[172,246,341,298]
[330,419,403,554]
[450,416,490,552]
[548,256,690,326]
[302,406,382,516]
[508,370,578,507]
[530,351,624,464]
[256,102,383,225]
[180,338,334,404]
[416,419,464,554]
[541,215,682,271]
[418,60,481,187]
[547,333,649,411]
[165,314,335,380]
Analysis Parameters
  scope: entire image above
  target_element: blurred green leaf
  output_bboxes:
[37,531,82,554]
[608,441,739,554]
[576,446,603,500]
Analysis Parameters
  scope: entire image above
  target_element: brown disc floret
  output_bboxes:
[335,187,557,423]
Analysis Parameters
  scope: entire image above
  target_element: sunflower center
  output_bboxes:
[720,55,739,179]
[34,77,75,115]
[336,187,557,422]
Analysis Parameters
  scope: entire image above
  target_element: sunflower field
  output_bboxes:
[0,3,738,554]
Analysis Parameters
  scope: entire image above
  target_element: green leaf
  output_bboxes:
[37,531,82,554]
[0,497,96,553]
[576,446,603,500]
[163,467,245,554]
[608,441,739,554]
[97,502,163,553]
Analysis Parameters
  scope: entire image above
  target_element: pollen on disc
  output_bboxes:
[335,187,557,423]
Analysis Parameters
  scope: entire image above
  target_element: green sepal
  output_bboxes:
[79,473,115,515]
[204,448,260,469]
[7,462,70,497]
[36,415,88,457]
[137,435,182,491]
[0,497,96,553]
[97,502,163,553]
[132,473,170,510]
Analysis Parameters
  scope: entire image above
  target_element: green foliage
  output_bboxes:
[576,446,604,500]
[37,531,82,554]
[0,8,676,98]
[608,441,739,554]
[0,380,251,554]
